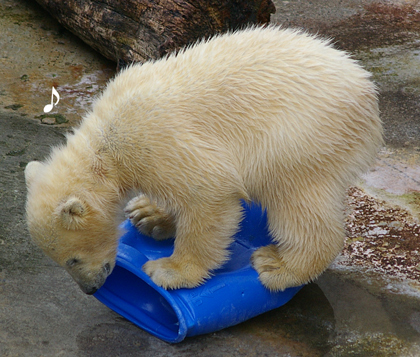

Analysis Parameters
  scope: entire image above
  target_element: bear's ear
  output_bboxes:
[24,161,44,188]
[57,196,88,230]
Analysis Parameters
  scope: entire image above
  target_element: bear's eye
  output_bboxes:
[66,258,81,267]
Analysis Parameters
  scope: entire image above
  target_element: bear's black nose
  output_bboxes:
[84,286,98,295]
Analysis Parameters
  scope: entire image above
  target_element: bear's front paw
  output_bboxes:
[143,257,209,290]
[124,195,176,240]
[251,245,302,292]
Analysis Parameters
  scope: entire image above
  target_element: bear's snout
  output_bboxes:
[80,284,99,295]
[68,262,114,295]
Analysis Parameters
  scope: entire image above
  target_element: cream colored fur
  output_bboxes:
[25,26,383,294]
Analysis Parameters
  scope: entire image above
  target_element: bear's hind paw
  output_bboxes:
[251,245,304,292]
[125,195,176,240]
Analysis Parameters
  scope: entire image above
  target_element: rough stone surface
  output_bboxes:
[1,0,420,355]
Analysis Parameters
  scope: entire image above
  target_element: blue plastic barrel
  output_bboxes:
[94,202,302,343]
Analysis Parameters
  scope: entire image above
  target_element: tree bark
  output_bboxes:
[35,0,276,64]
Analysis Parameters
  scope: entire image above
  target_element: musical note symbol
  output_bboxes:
[43,87,60,113]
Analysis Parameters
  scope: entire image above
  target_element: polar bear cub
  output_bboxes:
[25,26,382,294]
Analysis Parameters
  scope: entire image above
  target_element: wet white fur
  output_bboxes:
[25,26,382,292]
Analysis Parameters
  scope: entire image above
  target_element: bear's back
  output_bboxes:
[90,26,381,195]
[101,26,378,140]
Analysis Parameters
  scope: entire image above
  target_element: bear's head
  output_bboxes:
[24,161,119,294]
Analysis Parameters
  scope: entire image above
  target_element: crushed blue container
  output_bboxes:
[94,202,303,343]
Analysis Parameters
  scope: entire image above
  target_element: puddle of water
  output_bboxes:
[361,43,420,93]
[224,270,420,356]
[30,71,111,117]
[363,148,420,195]
[362,148,420,219]
[317,271,420,356]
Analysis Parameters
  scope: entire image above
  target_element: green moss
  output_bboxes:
[5,104,23,111]
[401,192,420,211]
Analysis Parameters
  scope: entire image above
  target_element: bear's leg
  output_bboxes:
[143,198,243,289]
[252,183,345,291]
[125,194,176,240]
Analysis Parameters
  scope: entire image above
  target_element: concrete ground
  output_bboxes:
[1,0,420,355]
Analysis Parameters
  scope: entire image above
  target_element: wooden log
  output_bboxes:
[35,0,276,64]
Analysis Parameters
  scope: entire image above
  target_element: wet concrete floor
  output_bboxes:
[1,0,420,355]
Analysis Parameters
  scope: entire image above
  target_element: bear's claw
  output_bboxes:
[143,257,208,290]
[251,245,303,292]
[125,195,176,240]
